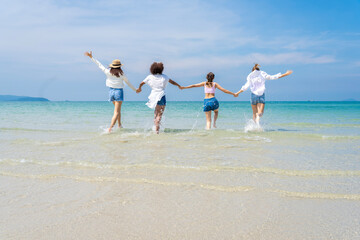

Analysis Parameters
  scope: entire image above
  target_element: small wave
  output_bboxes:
[321,135,360,140]
[264,131,360,140]
[244,136,272,143]
[2,158,360,177]
[0,127,63,133]
[2,171,360,200]
[268,189,360,201]
[0,171,254,193]
[277,122,360,128]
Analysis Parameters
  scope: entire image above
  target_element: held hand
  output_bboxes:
[235,90,243,95]
[234,93,239,97]
[84,51,93,58]
[179,86,185,90]
[136,88,141,93]
[178,85,182,90]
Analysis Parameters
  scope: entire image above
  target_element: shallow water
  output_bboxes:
[1,101,360,239]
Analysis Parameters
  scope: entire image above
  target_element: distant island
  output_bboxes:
[0,95,50,101]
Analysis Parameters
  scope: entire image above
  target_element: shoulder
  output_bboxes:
[162,74,170,80]
[260,71,268,76]
[143,74,152,82]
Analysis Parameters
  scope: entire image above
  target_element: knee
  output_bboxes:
[154,117,161,123]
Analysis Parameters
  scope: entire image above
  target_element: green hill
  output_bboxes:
[0,95,50,101]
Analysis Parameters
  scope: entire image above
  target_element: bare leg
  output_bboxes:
[112,101,123,128]
[256,103,265,124]
[109,101,122,132]
[205,111,211,130]
[251,104,258,123]
[213,109,219,128]
[154,105,165,134]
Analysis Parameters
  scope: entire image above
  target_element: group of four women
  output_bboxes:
[84,51,293,133]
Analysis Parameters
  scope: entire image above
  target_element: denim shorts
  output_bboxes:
[157,95,166,106]
[251,93,265,105]
[203,97,219,112]
[109,88,124,102]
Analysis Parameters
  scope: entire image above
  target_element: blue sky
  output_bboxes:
[0,0,359,101]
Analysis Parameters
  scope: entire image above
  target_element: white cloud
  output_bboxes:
[0,0,336,69]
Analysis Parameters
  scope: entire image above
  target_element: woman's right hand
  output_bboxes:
[84,51,93,58]
[136,88,142,93]
[285,70,293,75]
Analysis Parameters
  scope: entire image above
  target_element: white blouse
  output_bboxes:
[142,74,169,109]
[91,57,136,91]
[241,70,282,96]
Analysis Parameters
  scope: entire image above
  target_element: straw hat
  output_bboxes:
[109,59,123,68]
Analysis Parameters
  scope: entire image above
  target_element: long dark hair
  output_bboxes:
[110,67,124,77]
[206,72,215,87]
[252,63,260,72]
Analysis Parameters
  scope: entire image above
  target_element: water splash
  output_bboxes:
[244,119,264,133]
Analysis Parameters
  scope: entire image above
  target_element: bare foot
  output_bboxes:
[118,125,123,128]
[213,124,217,128]
[108,127,112,133]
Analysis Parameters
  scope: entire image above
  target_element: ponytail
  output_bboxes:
[206,72,215,87]
[252,63,260,72]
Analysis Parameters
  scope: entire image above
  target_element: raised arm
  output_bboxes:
[84,51,106,73]
[180,82,205,89]
[123,75,137,92]
[264,70,293,80]
[169,79,182,89]
[278,70,293,79]
[215,83,236,96]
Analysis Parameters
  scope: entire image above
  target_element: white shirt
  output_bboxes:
[142,74,169,109]
[91,57,136,91]
[241,70,282,96]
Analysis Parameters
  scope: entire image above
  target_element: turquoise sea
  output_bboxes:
[1,101,360,239]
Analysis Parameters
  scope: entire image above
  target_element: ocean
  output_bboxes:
[1,101,360,239]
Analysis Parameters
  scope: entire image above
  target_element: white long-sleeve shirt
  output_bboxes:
[241,70,282,96]
[91,57,136,91]
[142,74,169,109]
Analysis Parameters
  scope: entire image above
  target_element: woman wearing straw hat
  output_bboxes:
[85,51,137,132]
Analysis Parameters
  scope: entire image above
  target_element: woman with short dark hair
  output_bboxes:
[85,51,136,132]
[136,62,182,134]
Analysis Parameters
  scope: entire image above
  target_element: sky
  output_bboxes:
[0,0,359,101]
